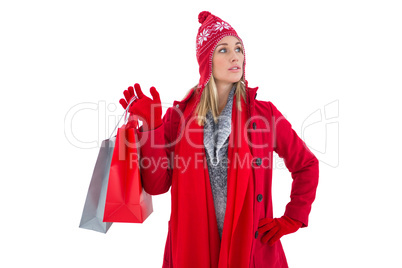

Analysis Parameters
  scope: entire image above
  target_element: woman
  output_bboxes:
[120,11,319,268]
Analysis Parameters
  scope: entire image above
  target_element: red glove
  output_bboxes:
[258,216,303,246]
[119,83,162,131]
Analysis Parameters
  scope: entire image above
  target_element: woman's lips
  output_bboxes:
[228,66,241,72]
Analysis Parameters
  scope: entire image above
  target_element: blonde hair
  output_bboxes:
[183,75,247,126]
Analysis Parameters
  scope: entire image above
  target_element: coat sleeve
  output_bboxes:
[269,102,319,227]
[135,107,176,195]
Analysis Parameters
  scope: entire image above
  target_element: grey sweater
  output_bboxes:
[203,86,235,239]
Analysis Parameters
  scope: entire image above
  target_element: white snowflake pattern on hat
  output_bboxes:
[214,21,231,32]
[196,19,235,55]
[198,29,210,46]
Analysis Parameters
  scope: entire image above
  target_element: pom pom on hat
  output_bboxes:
[198,11,211,24]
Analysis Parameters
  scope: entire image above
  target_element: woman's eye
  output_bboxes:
[218,47,242,53]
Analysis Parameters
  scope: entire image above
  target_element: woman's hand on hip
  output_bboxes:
[258,215,303,246]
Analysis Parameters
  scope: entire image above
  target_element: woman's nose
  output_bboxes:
[230,52,239,62]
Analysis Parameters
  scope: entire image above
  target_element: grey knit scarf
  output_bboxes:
[203,86,235,238]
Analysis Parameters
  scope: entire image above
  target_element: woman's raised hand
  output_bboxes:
[119,83,163,131]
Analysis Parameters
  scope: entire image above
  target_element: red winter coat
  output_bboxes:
[136,86,319,268]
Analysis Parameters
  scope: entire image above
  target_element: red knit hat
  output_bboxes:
[196,11,246,92]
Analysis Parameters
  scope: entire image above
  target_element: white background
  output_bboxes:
[1,0,401,267]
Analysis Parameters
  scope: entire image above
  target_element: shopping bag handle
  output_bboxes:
[109,95,138,139]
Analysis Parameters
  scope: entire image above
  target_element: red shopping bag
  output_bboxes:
[103,118,153,223]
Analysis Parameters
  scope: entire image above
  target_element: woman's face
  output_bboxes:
[212,36,244,87]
